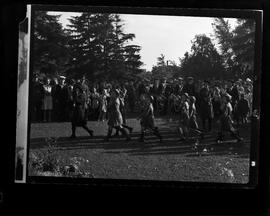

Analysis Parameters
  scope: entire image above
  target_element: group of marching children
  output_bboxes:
[174,78,248,143]
[32,74,252,144]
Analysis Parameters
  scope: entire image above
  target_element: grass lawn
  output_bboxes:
[29,117,251,183]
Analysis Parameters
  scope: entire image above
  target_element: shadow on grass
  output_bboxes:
[30,126,251,158]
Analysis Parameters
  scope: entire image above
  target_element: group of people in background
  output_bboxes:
[32,74,253,143]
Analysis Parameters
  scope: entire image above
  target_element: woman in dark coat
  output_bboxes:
[32,77,44,122]
[70,82,94,138]
[199,82,214,131]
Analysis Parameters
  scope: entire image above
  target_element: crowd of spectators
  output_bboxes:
[31,75,253,131]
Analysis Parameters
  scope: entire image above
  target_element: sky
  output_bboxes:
[48,11,237,71]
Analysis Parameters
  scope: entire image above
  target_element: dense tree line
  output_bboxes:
[33,11,69,77]
[33,12,256,81]
[151,18,256,81]
[33,12,143,81]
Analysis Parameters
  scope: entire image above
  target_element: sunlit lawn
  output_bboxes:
[29,117,250,183]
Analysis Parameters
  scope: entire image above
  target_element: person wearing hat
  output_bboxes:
[105,88,130,141]
[212,86,222,122]
[70,81,94,138]
[52,76,68,122]
[182,77,196,96]
[158,79,167,95]
[216,93,243,143]
[198,81,214,132]
[42,77,53,122]
[32,76,44,122]
[173,80,183,95]
[137,86,162,143]
[59,76,71,122]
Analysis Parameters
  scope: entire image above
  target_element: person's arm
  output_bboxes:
[189,105,195,118]
[245,99,250,113]
[186,103,190,119]
[123,88,127,98]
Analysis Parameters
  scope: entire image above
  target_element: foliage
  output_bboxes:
[151,54,181,80]
[231,19,255,78]
[178,34,225,79]
[212,18,255,79]
[66,13,143,80]
[157,54,166,66]
[29,137,60,173]
[33,12,255,81]
[28,137,94,178]
[212,18,235,78]
[33,11,69,77]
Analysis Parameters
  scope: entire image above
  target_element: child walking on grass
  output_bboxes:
[188,96,204,140]
[216,93,243,143]
[137,86,162,143]
[177,93,190,141]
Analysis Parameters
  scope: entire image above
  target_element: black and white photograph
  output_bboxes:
[25,6,261,184]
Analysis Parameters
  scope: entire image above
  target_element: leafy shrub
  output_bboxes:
[29,137,60,173]
[28,137,94,178]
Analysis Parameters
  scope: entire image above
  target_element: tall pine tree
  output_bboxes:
[179,34,224,79]
[66,13,143,81]
[212,18,235,78]
[33,11,69,77]
[231,19,255,78]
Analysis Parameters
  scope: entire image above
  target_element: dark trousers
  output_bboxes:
[128,99,135,113]
[32,101,42,122]
[71,122,93,137]
[202,117,212,131]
